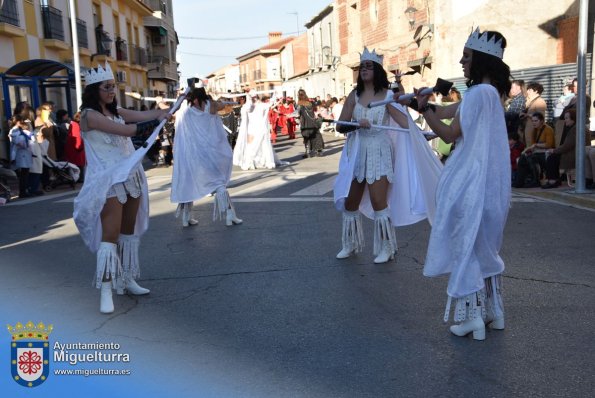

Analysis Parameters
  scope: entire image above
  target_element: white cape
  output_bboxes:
[333,103,442,226]
[423,84,511,298]
[233,99,276,170]
[73,133,151,253]
[171,103,233,203]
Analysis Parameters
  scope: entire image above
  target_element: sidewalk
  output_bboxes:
[513,184,595,210]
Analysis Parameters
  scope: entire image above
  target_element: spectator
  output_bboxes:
[542,109,591,188]
[513,112,555,188]
[34,103,58,160]
[9,114,34,198]
[505,80,525,137]
[553,84,575,119]
[519,82,546,145]
[64,112,86,182]
[585,144,595,189]
[508,131,525,183]
[55,109,70,160]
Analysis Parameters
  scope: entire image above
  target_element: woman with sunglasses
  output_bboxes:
[334,48,439,264]
[74,62,169,314]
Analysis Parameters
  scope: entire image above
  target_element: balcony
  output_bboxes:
[0,0,19,26]
[128,44,147,68]
[68,18,88,49]
[0,0,24,37]
[147,55,177,81]
[41,5,65,42]
[115,37,129,66]
[253,70,262,80]
[94,26,112,57]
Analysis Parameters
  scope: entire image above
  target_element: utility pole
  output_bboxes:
[288,12,299,35]
[68,0,82,110]
[575,0,588,193]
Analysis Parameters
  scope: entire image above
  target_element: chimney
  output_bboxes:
[268,31,282,43]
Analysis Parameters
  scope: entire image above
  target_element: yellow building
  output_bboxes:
[0,0,178,160]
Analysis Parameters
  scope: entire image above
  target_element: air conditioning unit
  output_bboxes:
[116,71,127,83]
[152,35,166,46]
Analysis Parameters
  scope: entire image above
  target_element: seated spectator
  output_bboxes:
[509,131,525,183]
[542,109,591,188]
[519,82,546,145]
[513,112,555,188]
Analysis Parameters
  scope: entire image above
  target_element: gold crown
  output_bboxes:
[7,321,53,341]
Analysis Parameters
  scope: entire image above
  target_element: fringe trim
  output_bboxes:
[213,187,230,221]
[485,274,504,320]
[342,210,364,253]
[94,242,121,289]
[175,203,183,219]
[118,234,140,281]
[373,208,397,256]
[444,290,487,323]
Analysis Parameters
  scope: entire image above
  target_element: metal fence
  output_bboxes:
[0,0,19,26]
[41,5,64,41]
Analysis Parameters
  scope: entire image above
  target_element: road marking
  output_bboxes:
[291,175,336,196]
[230,172,316,196]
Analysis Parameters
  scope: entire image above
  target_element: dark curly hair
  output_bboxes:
[356,62,389,96]
[80,80,119,117]
[466,30,511,98]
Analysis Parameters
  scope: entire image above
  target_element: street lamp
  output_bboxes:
[405,6,417,29]
[92,24,112,60]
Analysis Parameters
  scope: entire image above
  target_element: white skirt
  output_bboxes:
[348,131,394,184]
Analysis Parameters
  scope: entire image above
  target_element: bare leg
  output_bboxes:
[344,179,366,211]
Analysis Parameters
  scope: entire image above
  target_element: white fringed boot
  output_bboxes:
[447,291,487,341]
[95,242,121,314]
[484,275,505,330]
[176,203,198,227]
[336,210,364,259]
[372,208,397,264]
[117,234,149,296]
[214,187,242,226]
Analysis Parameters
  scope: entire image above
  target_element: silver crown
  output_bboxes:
[360,47,383,65]
[464,27,503,59]
[83,62,115,85]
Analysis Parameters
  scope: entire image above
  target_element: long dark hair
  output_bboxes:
[356,62,389,96]
[187,87,209,108]
[466,31,511,98]
[80,81,119,117]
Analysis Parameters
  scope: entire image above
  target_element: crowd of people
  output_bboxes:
[505,78,594,189]
[6,27,595,346]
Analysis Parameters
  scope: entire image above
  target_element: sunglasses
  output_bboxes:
[360,62,375,70]
[99,84,116,92]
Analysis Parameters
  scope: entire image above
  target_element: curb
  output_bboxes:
[513,187,595,210]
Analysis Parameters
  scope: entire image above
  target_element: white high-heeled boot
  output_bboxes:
[372,208,397,264]
[214,187,242,226]
[448,292,486,341]
[336,210,364,259]
[95,242,120,314]
[179,203,198,227]
[484,275,505,330]
[117,234,150,296]
[100,282,114,314]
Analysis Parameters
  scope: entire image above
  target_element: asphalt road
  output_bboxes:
[1,133,594,397]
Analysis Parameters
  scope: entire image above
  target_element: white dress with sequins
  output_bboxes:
[74,110,149,252]
[347,94,394,184]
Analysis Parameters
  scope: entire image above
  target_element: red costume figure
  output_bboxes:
[268,106,279,143]
[277,100,296,139]
[64,112,86,173]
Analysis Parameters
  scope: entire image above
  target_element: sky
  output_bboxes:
[172,0,331,81]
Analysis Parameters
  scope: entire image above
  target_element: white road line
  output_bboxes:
[291,175,336,196]
[230,173,316,196]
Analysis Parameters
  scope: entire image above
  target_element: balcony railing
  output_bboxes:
[253,70,262,80]
[0,0,19,26]
[148,55,170,65]
[68,18,88,48]
[95,27,112,56]
[128,44,147,66]
[115,38,128,62]
[41,5,64,41]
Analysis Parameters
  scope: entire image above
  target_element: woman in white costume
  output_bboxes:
[73,63,169,314]
[171,85,242,227]
[233,90,276,170]
[333,48,441,264]
[415,28,511,340]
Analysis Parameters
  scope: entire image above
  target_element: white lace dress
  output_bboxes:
[347,95,394,183]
